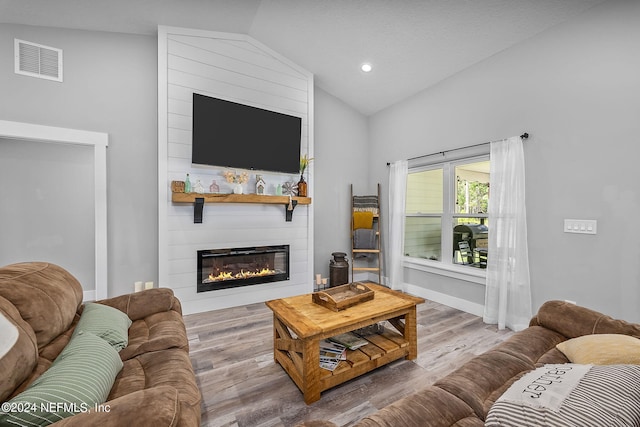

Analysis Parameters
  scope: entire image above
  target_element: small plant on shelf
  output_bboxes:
[222,170,249,184]
[300,154,313,175]
[223,170,250,194]
[298,154,313,197]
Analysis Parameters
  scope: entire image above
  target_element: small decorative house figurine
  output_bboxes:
[193,179,205,194]
[256,175,266,195]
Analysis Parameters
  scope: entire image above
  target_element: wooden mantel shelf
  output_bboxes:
[172,191,311,223]
[172,192,311,205]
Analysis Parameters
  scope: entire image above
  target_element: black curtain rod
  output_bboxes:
[387,132,529,166]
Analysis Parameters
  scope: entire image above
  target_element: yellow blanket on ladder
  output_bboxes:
[353,211,373,229]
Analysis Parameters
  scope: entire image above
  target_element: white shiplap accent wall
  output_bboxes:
[158,27,314,315]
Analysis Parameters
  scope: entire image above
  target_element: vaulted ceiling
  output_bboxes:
[1,0,608,115]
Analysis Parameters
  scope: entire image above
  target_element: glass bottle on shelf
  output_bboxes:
[185,173,191,193]
[209,180,219,193]
[297,174,307,197]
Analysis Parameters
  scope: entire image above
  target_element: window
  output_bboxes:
[404,155,490,271]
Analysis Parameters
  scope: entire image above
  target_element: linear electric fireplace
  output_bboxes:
[197,245,290,292]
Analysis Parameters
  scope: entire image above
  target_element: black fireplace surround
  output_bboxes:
[197,245,289,292]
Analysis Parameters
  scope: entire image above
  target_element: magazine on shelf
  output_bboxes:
[319,340,347,371]
[328,332,368,350]
[320,357,340,371]
[320,340,346,358]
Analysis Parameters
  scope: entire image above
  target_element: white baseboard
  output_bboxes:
[405,283,484,317]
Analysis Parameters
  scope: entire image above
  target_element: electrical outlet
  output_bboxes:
[564,219,597,234]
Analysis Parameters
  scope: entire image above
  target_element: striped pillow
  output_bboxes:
[0,331,123,426]
[486,364,640,426]
[73,302,132,351]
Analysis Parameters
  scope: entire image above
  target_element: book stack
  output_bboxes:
[319,340,346,371]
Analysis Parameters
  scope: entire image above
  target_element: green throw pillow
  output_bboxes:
[0,331,123,426]
[73,302,132,351]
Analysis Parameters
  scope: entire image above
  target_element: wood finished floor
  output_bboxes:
[184,298,514,427]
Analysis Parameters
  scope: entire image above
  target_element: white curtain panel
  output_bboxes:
[484,136,532,331]
[388,160,408,291]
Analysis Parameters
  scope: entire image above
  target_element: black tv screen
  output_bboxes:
[192,93,302,174]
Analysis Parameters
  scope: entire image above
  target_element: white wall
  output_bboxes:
[0,24,158,298]
[158,27,314,314]
[368,0,640,322]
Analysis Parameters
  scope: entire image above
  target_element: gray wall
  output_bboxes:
[313,88,370,280]
[368,0,640,322]
[0,24,158,297]
[0,138,95,289]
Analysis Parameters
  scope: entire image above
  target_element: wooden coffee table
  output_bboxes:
[265,283,425,403]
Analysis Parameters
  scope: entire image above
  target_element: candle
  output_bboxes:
[144,281,154,290]
[134,281,143,292]
[315,274,322,285]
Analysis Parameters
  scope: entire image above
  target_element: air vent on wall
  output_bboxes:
[14,39,63,82]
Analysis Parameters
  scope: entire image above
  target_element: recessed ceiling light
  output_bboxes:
[360,63,372,73]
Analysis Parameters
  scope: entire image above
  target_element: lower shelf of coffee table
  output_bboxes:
[274,328,410,400]
[317,330,409,385]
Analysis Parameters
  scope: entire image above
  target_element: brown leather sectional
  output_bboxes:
[306,300,640,426]
[0,262,201,426]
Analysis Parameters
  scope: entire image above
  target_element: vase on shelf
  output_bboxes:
[297,174,307,197]
[233,183,243,194]
[209,180,219,193]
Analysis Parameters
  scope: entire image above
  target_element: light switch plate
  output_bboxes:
[564,219,597,234]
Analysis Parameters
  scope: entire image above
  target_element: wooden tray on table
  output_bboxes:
[312,282,374,311]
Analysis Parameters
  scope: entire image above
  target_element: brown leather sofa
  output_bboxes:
[0,262,201,426]
[305,300,640,427]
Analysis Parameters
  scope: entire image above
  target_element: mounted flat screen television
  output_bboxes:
[192,93,302,174]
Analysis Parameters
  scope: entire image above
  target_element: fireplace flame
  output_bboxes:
[207,268,276,283]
